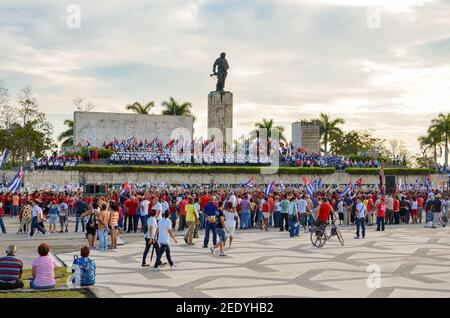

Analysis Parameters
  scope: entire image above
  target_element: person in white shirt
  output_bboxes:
[229,192,237,208]
[223,202,239,247]
[139,197,150,232]
[152,198,163,221]
[193,197,201,239]
[297,195,307,229]
[154,211,177,271]
[355,197,367,239]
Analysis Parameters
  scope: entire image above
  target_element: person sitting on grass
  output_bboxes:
[30,243,56,289]
[71,246,96,286]
[0,245,24,290]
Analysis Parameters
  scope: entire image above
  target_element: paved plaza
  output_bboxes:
[54,225,450,298]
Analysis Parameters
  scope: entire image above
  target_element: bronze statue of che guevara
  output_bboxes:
[211,52,230,92]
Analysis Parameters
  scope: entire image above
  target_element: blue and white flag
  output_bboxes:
[264,181,275,196]
[316,178,322,190]
[0,149,8,169]
[306,178,317,197]
[7,166,23,193]
[339,182,353,197]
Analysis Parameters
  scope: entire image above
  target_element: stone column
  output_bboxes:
[207,91,233,143]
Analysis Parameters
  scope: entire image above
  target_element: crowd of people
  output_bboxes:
[0,184,449,290]
[31,156,80,171]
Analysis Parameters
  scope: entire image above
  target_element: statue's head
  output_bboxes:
[220,52,226,58]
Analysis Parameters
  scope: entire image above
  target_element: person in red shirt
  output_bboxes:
[124,196,139,233]
[393,195,400,224]
[0,202,6,233]
[376,197,386,231]
[178,197,188,231]
[316,197,338,225]
[417,195,424,224]
[366,196,374,226]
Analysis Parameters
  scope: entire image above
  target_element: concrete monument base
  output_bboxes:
[207,91,233,142]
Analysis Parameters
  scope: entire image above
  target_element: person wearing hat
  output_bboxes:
[0,245,24,290]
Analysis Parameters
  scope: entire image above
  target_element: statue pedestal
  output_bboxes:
[207,91,233,144]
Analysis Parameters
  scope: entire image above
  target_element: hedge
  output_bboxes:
[345,168,434,175]
[65,165,336,175]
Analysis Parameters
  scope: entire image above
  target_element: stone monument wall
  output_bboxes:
[291,121,320,153]
[74,111,194,147]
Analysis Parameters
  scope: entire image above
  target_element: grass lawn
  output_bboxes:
[0,290,90,298]
[0,266,93,298]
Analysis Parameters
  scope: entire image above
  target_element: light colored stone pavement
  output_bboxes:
[56,225,450,298]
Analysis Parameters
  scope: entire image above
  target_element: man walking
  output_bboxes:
[154,211,177,271]
[203,197,218,248]
[74,196,88,232]
[354,197,367,239]
[29,200,46,238]
[184,198,197,245]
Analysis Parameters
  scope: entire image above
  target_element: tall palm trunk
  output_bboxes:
[324,133,328,153]
[434,145,437,165]
[445,133,449,166]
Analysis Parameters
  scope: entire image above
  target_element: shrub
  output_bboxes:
[345,168,434,175]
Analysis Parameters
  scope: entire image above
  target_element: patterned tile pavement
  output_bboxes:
[57,225,450,298]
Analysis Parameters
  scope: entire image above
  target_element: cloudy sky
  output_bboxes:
[1,0,450,156]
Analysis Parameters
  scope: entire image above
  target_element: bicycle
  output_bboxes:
[309,221,344,248]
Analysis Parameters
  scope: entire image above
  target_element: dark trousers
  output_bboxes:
[356,217,365,237]
[0,217,5,233]
[30,216,46,237]
[123,213,129,230]
[203,222,217,247]
[279,213,289,231]
[139,215,148,231]
[75,215,85,232]
[154,244,174,268]
[250,212,255,228]
[178,215,186,231]
[0,280,24,290]
[376,216,385,231]
[142,238,160,264]
[394,212,400,224]
[126,215,137,232]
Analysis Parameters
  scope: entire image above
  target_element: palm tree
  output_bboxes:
[312,113,345,153]
[57,119,74,147]
[125,101,154,114]
[161,97,196,120]
[430,112,450,166]
[253,118,287,143]
[418,127,443,165]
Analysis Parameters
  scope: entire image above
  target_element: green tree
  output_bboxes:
[125,101,154,114]
[430,112,450,166]
[312,113,345,153]
[253,118,287,143]
[0,86,55,166]
[161,97,196,121]
[57,119,74,147]
[418,127,443,165]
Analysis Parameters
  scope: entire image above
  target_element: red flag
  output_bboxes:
[356,178,363,187]
[302,176,308,186]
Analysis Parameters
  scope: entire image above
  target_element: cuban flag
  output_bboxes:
[339,182,353,197]
[120,181,131,196]
[7,166,23,193]
[241,176,255,188]
[316,178,322,190]
[264,181,275,196]
[306,178,317,197]
[0,149,8,169]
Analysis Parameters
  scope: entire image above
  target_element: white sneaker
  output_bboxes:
[210,247,216,255]
[170,264,176,270]
[153,267,161,271]
[220,253,227,257]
